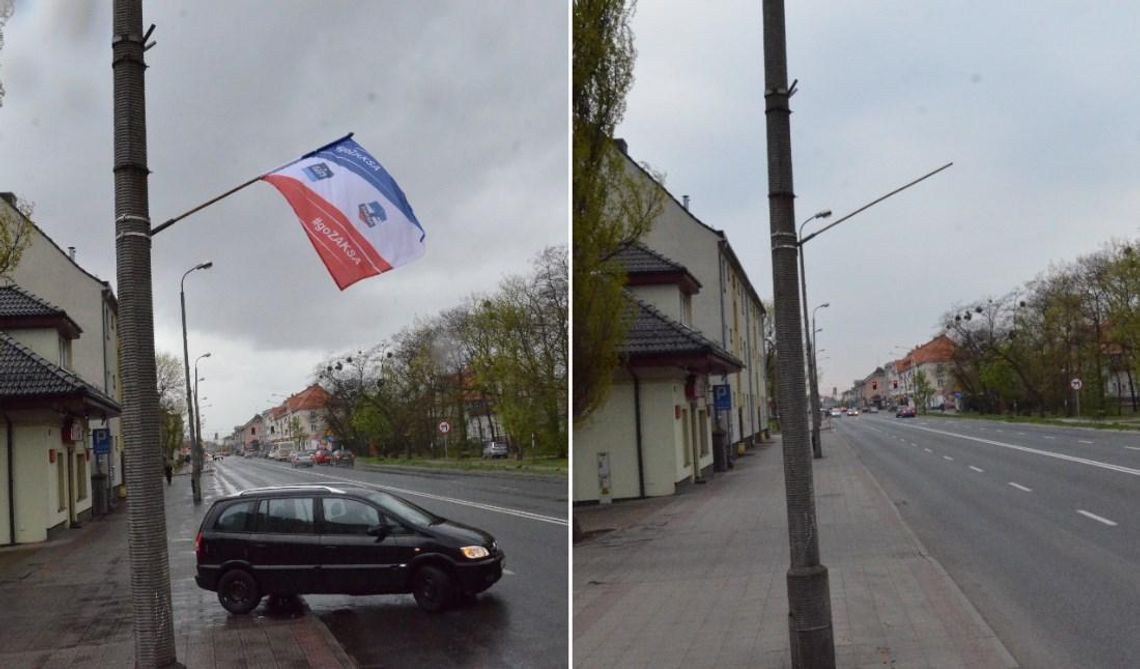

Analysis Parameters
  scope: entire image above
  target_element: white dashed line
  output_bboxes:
[943,456,954,461]
[1076,510,1117,527]
[1017,432,1026,436]
[969,466,984,473]
[1044,436,1056,440]
[1008,482,1032,493]
[910,442,918,447]
[1126,447,1140,451]
[1079,440,1094,444]
[924,448,933,453]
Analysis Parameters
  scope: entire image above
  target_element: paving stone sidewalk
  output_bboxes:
[573,430,1019,668]
[0,469,355,668]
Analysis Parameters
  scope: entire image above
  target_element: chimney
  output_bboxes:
[682,195,690,210]
[68,247,77,261]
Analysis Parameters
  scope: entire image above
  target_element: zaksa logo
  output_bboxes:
[357,201,387,228]
[302,163,334,182]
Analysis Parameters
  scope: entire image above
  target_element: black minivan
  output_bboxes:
[194,484,504,614]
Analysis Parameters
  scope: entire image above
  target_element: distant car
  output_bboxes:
[482,442,509,459]
[868,407,879,414]
[896,406,916,418]
[194,483,505,614]
[847,408,860,417]
[290,451,314,468]
[313,448,331,465]
[829,408,843,417]
[331,449,355,468]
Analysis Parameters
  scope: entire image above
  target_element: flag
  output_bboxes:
[261,135,426,290]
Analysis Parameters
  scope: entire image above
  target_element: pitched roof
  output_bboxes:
[620,294,742,374]
[286,384,331,411]
[615,243,702,295]
[0,331,119,414]
[0,284,83,339]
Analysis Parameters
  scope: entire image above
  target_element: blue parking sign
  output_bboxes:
[92,428,111,455]
[713,384,732,411]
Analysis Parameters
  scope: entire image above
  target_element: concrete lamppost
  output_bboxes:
[810,305,829,454]
[181,261,212,503]
[194,352,210,458]
[798,211,831,459]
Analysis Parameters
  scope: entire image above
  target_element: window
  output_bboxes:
[364,491,440,527]
[58,337,72,370]
[258,497,315,534]
[322,498,380,535]
[214,501,256,532]
[77,454,87,501]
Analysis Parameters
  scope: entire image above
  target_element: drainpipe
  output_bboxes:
[628,366,646,498]
[5,414,14,545]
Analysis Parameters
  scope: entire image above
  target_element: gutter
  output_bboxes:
[628,365,647,498]
[5,414,13,545]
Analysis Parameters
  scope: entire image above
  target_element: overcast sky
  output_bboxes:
[0,2,567,439]
[618,0,1140,399]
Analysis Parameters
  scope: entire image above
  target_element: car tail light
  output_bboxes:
[194,531,204,561]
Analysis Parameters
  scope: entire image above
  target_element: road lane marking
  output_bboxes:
[893,423,1140,479]
[504,569,517,576]
[1044,436,1056,440]
[969,466,985,473]
[1008,482,1032,492]
[243,462,568,526]
[924,448,933,453]
[1126,447,1140,451]
[1076,510,1117,526]
[1079,440,1094,444]
[910,442,918,447]
[943,456,954,461]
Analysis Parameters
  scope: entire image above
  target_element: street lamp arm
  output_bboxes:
[799,162,953,246]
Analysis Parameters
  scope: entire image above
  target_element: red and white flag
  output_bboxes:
[262,135,426,290]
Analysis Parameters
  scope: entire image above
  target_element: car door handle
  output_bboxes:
[323,545,338,550]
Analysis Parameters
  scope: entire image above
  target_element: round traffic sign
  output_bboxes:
[1070,378,1082,390]
[438,420,451,434]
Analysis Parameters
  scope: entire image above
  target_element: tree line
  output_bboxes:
[943,238,1140,417]
[319,246,568,459]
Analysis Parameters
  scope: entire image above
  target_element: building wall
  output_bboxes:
[7,201,123,492]
[6,328,60,364]
[573,382,640,503]
[628,284,684,323]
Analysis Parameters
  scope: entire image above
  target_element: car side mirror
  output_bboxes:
[367,524,389,540]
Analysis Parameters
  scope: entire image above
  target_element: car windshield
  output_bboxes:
[362,490,442,526]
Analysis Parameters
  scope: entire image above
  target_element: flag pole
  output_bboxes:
[149,132,354,237]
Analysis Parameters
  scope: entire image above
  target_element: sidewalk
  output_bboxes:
[0,468,355,668]
[573,430,1018,668]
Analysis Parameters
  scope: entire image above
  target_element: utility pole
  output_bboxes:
[112,2,179,667]
[761,1,836,667]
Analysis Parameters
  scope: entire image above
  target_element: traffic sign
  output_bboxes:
[1071,378,1083,391]
[92,428,111,456]
[438,420,451,434]
[712,384,731,411]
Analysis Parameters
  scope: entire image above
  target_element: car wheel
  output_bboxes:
[411,565,454,613]
[217,568,261,615]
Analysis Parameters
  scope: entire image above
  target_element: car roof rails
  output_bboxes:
[236,484,346,496]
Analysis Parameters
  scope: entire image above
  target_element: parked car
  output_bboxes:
[482,442,509,459]
[331,449,355,468]
[847,408,860,417]
[313,448,331,465]
[868,407,879,414]
[896,406,916,418]
[290,451,314,468]
[194,484,505,614]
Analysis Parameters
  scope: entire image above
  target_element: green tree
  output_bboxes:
[573,0,662,422]
[0,196,34,279]
[155,352,186,465]
[913,369,935,413]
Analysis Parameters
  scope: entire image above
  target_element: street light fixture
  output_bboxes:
[181,261,212,503]
[797,211,831,460]
[809,302,830,458]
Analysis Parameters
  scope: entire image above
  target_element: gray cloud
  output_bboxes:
[618,0,1140,396]
[1,1,567,437]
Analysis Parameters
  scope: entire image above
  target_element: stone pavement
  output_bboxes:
[573,430,1019,668]
[0,467,355,668]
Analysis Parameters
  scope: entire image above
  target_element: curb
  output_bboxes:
[356,462,566,481]
[830,424,1020,667]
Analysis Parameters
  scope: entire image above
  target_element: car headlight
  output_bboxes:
[460,545,490,559]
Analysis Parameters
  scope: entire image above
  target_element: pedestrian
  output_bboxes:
[164,456,173,486]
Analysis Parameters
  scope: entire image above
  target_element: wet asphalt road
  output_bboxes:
[210,456,568,668]
[836,414,1140,669]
